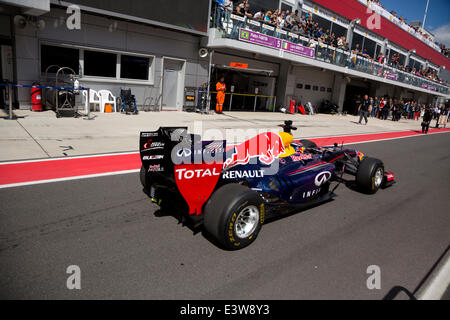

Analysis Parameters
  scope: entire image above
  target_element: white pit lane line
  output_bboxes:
[415,249,450,300]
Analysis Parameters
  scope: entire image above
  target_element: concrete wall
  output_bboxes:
[285,65,334,108]
[13,7,207,109]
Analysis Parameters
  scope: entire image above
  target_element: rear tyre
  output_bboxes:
[299,139,318,149]
[356,157,384,194]
[140,165,148,190]
[204,184,264,250]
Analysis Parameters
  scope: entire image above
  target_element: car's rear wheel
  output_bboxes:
[356,157,384,194]
[299,139,318,149]
[140,165,150,191]
[203,184,264,250]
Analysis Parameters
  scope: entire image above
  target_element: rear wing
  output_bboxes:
[140,127,227,216]
[140,127,189,177]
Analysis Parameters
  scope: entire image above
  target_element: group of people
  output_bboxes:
[214,1,449,89]
[355,94,449,133]
[369,0,449,58]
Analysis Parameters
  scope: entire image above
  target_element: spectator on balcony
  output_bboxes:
[277,12,287,30]
[215,0,225,31]
[264,11,272,23]
[224,0,233,28]
[391,53,400,67]
[271,9,279,22]
[286,12,296,29]
[253,9,265,21]
[298,23,307,36]
[377,53,386,65]
[231,1,252,38]
[337,36,345,49]
[351,44,361,67]
[306,11,313,21]
[300,14,306,25]
[235,1,251,18]
[329,32,336,47]
[313,22,320,36]
[260,10,272,35]
[334,37,345,64]
[242,2,252,18]
[344,41,350,52]
[294,10,301,24]
[314,27,324,39]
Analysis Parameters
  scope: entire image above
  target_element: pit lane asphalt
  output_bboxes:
[1,132,449,300]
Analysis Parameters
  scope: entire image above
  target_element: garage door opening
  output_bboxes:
[210,65,277,112]
[343,84,370,115]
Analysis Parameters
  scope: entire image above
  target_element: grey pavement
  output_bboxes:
[0,133,449,299]
[0,109,433,161]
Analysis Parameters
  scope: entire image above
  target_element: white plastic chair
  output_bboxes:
[98,89,117,113]
[82,89,101,112]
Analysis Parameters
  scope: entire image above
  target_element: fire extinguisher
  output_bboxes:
[289,100,296,114]
[31,82,43,112]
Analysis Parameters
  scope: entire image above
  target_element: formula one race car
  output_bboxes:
[139,121,395,250]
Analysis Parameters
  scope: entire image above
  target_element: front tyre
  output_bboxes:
[356,157,384,194]
[203,184,264,250]
[299,139,318,149]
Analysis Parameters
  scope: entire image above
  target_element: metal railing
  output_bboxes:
[211,10,449,96]
[210,91,277,112]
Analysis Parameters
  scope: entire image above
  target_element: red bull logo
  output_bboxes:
[224,132,285,169]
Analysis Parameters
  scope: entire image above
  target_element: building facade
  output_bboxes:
[0,0,449,112]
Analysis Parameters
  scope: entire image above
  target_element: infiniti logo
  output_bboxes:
[315,171,332,187]
[177,148,192,157]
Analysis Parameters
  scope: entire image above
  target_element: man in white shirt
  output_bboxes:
[285,12,295,29]
[224,0,233,30]
[253,9,265,21]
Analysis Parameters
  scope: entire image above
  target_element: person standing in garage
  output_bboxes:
[216,76,226,114]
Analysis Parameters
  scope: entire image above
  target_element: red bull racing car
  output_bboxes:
[139,121,395,250]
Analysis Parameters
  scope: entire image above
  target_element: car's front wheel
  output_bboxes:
[299,139,318,149]
[203,184,264,250]
[356,157,384,194]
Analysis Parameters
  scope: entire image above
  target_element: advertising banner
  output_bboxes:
[239,29,315,58]
[282,41,315,58]
[239,29,282,49]
[385,73,399,81]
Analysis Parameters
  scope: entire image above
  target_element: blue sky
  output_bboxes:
[381,0,450,46]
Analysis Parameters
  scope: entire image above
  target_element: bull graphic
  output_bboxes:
[224,133,285,169]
